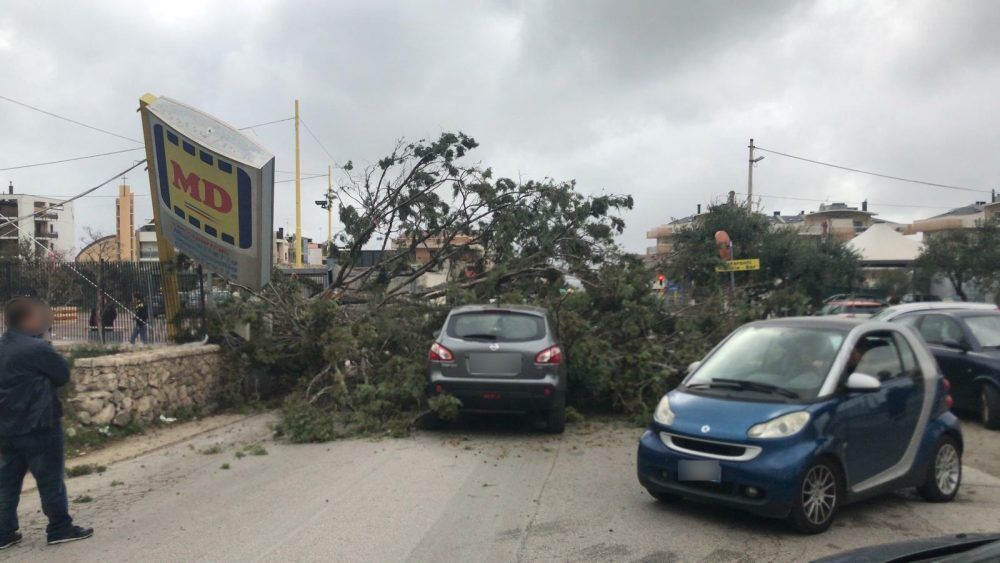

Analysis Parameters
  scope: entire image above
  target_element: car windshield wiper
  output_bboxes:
[707,378,800,399]
[460,333,498,341]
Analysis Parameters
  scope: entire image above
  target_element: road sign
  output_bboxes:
[715,258,760,272]
[140,96,275,290]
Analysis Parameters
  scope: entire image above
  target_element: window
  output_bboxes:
[965,315,1000,349]
[919,315,965,347]
[847,332,904,381]
[446,312,546,342]
[892,333,919,377]
[893,313,922,327]
[687,325,847,400]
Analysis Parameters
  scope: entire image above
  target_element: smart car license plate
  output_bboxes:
[678,460,721,482]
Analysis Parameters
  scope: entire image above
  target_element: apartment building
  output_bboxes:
[0,182,75,257]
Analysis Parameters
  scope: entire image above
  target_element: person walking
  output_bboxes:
[129,293,148,345]
[0,297,93,548]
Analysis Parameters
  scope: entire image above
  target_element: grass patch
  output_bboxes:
[110,480,124,487]
[65,420,144,458]
[564,407,585,424]
[198,444,223,455]
[242,444,268,456]
[66,463,107,478]
[73,495,93,504]
[220,463,230,470]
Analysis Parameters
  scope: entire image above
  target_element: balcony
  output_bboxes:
[34,231,58,239]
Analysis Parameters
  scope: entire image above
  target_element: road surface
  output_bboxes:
[3,414,999,562]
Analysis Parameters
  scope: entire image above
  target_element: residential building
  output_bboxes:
[116,184,136,261]
[391,233,483,266]
[0,182,76,257]
[906,202,989,240]
[136,222,159,262]
[645,205,706,263]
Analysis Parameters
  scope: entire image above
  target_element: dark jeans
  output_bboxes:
[0,427,72,537]
[130,324,148,345]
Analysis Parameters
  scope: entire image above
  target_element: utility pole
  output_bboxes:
[747,138,755,205]
[326,165,333,247]
[294,99,302,268]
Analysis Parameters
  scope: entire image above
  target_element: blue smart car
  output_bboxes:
[637,317,962,533]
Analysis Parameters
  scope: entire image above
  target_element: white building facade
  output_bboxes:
[0,189,76,257]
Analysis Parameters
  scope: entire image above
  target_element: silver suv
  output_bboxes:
[427,305,567,433]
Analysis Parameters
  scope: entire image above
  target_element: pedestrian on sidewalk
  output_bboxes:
[0,297,93,549]
[129,292,148,345]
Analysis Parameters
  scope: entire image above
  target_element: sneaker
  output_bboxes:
[47,525,93,545]
[0,532,22,550]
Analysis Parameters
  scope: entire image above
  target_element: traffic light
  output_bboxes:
[657,273,665,287]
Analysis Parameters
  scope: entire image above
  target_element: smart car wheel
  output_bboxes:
[982,385,1000,430]
[788,460,840,534]
[918,435,961,502]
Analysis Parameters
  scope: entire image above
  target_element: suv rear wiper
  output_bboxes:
[460,333,498,341]
[706,378,800,399]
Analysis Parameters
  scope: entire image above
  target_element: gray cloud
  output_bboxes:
[1,0,998,255]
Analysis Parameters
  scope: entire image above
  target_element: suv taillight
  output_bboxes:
[429,342,454,362]
[535,345,562,364]
[943,378,954,409]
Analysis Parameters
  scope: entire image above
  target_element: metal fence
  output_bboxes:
[0,260,206,344]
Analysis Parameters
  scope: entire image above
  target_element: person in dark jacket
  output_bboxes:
[0,297,92,549]
[129,292,148,345]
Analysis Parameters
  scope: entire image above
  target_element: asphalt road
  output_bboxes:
[3,414,999,562]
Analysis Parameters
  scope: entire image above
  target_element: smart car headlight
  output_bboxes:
[653,395,675,426]
[747,411,810,438]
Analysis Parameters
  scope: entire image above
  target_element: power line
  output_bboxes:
[754,146,991,194]
[0,147,145,171]
[275,173,326,184]
[238,117,294,130]
[299,118,337,165]
[0,94,143,145]
[0,160,147,231]
[742,192,957,211]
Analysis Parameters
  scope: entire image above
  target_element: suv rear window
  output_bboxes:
[446,312,546,342]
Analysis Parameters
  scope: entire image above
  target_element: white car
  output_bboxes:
[871,302,998,322]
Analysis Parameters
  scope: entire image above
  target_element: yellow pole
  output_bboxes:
[138,94,181,340]
[327,165,333,248]
[294,99,302,268]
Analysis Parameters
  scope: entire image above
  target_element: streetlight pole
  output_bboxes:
[327,165,333,247]
[747,138,764,206]
[294,99,302,268]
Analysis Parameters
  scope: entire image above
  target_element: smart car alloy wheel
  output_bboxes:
[935,443,960,496]
[802,465,837,526]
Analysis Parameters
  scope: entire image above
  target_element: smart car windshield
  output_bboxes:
[686,325,847,400]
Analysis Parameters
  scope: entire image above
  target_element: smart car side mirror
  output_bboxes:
[687,361,702,374]
[845,372,881,392]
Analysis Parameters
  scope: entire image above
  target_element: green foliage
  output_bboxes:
[198,444,223,455]
[73,495,93,504]
[915,217,1000,302]
[66,463,106,478]
[669,201,863,307]
[241,444,268,456]
[428,394,462,421]
[564,406,585,424]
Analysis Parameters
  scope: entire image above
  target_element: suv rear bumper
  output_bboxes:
[428,372,563,413]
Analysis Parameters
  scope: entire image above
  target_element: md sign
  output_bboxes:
[140,96,275,290]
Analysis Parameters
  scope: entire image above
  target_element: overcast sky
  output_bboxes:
[1,0,999,254]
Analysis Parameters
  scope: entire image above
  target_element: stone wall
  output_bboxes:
[69,344,225,427]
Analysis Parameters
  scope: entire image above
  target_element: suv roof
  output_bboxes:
[874,301,997,320]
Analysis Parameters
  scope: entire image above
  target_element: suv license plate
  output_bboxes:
[482,392,502,400]
[678,460,721,482]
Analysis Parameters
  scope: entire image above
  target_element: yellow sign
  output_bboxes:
[141,96,275,289]
[715,258,761,272]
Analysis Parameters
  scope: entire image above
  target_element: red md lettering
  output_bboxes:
[170,160,201,200]
[201,180,233,213]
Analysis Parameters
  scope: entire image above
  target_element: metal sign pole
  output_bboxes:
[138,94,181,340]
